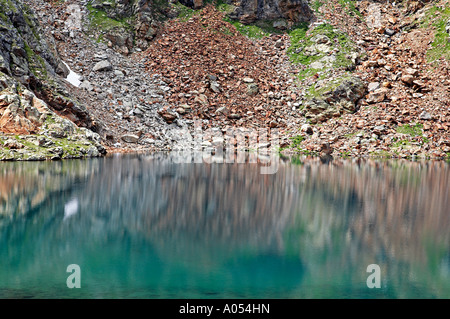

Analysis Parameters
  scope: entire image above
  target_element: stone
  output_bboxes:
[314,35,330,44]
[121,134,140,143]
[385,28,395,36]
[176,107,186,115]
[243,77,254,83]
[401,74,415,85]
[48,124,67,138]
[194,94,208,106]
[247,83,259,96]
[210,81,221,93]
[4,139,24,149]
[368,82,380,92]
[367,88,388,103]
[419,111,432,120]
[93,60,112,72]
[273,20,288,30]
[86,146,100,157]
[80,81,94,91]
[300,124,313,135]
[405,68,419,76]
[158,110,177,124]
[373,125,386,135]
[180,104,192,110]
[310,61,324,69]
[315,44,332,53]
[304,77,366,123]
[49,147,64,157]
[114,70,124,77]
[269,121,278,128]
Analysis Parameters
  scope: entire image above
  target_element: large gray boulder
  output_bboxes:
[304,77,367,123]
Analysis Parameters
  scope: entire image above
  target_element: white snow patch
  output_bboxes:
[62,61,82,87]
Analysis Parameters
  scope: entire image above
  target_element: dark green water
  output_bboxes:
[0,154,449,298]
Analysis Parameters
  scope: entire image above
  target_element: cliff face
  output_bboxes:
[0,0,96,128]
[225,0,314,23]
[0,0,67,82]
[87,0,174,51]
[0,0,105,161]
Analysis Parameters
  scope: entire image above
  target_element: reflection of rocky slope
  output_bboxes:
[1,156,449,297]
[0,0,105,160]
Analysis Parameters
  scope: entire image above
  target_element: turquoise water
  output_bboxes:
[0,154,449,298]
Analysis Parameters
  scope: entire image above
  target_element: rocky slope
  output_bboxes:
[1,0,449,160]
[0,0,105,160]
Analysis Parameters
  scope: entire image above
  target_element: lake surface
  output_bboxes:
[0,154,449,298]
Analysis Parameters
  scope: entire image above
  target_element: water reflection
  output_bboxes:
[0,154,449,298]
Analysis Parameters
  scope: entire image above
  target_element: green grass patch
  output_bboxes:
[392,139,411,149]
[287,23,357,80]
[396,123,423,137]
[289,134,305,148]
[312,0,326,13]
[0,0,18,13]
[208,0,234,13]
[86,3,131,32]
[420,5,450,62]
[223,16,272,39]
[24,42,48,80]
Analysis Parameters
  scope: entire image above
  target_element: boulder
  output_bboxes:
[93,60,112,72]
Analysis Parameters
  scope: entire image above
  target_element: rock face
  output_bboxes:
[0,0,65,80]
[304,77,367,123]
[225,0,313,24]
[88,0,174,50]
[0,0,96,130]
[179,0,204,9]
[0,0,105,160]
[0,86,105,161]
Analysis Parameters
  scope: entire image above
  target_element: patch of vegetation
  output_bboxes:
[289,134,305,148]
[339,150,351,157]
[419,4,450,62]
[208,0,234,13]
[369,150,393,158]
[396,123,423,137]
[0,0,18,13]
[287,23,357,80]
[86,3,131,32]
[306,73,351,98]
[312,0,326,13]
[338,0,363,18]
[392,139,411,149]
[24,42,48,80]
[0,10,8,22]
[223,16,273,39]
[173,2,199,21]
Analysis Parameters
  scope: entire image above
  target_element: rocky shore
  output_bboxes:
[1,0,449,160]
